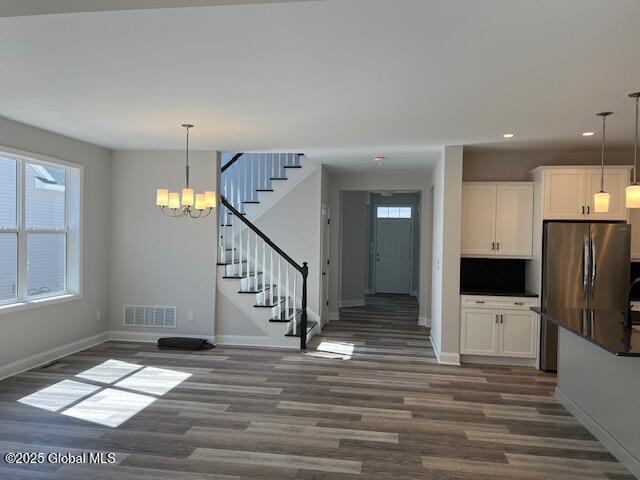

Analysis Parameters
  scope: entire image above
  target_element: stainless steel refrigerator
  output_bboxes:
[541,222,631,371]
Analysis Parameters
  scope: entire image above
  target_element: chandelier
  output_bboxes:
[155,124,216,218]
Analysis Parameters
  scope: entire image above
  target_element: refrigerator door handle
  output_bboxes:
[590,233,597,295]
[583,234,590,298]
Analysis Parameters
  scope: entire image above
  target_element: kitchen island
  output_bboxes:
[532,307,640,478]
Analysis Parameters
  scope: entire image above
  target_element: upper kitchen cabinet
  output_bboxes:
[533,166,630,221]
[461,183,534,258]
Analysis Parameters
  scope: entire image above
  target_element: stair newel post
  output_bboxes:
[301,262,308,350]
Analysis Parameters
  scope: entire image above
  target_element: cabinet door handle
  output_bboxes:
[475,300,485,304]
[491,242,495,250]
[514,302,524,305]
[501,314,504,323]
[587,205,590,215]
[582,206,585,215]
[496,242,500,251]
[495,314,499,324]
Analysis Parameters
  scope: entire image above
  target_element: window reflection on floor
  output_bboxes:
[17,360,191,428]
[304,341,355,360]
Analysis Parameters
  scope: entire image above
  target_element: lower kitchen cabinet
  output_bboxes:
[460,296,539,359]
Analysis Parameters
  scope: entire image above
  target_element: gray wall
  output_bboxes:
[109,150,218,339]
[0,115,111,370]
[463,149,633,182]
[340,191,368,303]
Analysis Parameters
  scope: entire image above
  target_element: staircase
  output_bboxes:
[217,153,318,349]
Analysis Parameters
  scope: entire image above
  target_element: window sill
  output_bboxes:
[0,294,82,316]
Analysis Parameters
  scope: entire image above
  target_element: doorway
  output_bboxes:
[321,204,331,324]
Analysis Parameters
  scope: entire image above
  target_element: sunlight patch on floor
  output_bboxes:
[61,388,156,427]
[306,341,355,359]
[115,366,191,396]
[18,379,100,412]
[76,359,143,384]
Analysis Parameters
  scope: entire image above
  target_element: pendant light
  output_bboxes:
[155,124,216,218]
[626,92,640,208]
[593,112,612,213]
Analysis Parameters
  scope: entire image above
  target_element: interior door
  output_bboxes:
[321,206,330,321]
[461,184,496,255]
[495,185,533,257]
[585,168,629,221]
[375,217,411,294]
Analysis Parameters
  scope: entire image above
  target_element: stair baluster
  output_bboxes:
[285,264,290,318]
[254,232,259,292]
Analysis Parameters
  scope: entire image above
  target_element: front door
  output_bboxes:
[375,215,411,294]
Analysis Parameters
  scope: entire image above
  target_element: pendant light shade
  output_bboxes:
[594,112,613,213]
[626,92,640,208]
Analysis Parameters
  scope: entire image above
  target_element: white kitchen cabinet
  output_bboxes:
[460,296,538,359]
[461,183,533,258]
[461,184,496,256]
[460,308,499,356]
[499,311,538,358]
[535,166,630,221]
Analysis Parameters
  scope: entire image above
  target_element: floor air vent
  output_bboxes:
[123,305,177,328]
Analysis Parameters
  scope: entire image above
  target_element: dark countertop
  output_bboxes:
[532,307,640,356]
[461,290,539,298]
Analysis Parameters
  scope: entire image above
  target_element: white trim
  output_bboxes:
[461,354,536,367]
[328,311,340,321]
[418,316,430,327]
[0,331,108,381]
[108,330,214,344]
[556,387,640,479]
[214,335,298,350]
[339,299,365,308]
[411,290,419,298]
[430,335,460,366]
[364,288,373,295]
[0,293,81,316]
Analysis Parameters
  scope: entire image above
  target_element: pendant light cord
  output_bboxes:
[597,112,612,192]
[634,95,639,184]
[182,124,193,188]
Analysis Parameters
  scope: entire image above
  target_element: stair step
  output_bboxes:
[285,320,318,337]
[270,177,288,181]
[220,224,233,227]
[255,189,274,192]
[217,260,247,266]
[270,308,302,322]
[242,200,260,204]
[238,286,274,294]
[283,165,302,169]
[227,212,246,216]
[254,297,287,308]
[223,272,263,279]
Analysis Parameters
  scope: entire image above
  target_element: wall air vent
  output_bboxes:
[123,305,176,328]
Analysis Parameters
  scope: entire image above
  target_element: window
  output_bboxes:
[0,151,81,309]
[377,206,412,219]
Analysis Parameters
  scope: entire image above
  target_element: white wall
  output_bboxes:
[430,146,463,364]
[0,115,111,375]
[327,170,433,322]
[109,150,218,340]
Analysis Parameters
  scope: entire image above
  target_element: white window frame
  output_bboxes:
[376,206,413,219]
[0,146,82,314]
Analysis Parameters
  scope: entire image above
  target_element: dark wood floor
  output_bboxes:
[0,294,633,479]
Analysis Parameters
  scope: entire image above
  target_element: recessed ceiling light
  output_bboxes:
[373,156,384,162]
[502,133,514,138]
[582,131,595,137]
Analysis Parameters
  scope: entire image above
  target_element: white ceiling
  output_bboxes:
[0,0,639,171]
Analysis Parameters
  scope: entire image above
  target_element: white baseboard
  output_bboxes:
[339,299,365,308]
[429,335,460,366]
[214,335,298,350]
[461,354,536,367]
[411,290,418,298]
[109,330,214,344]
[364,289,373,295]
[328,311,340,321]
[0,332,109,381]
[418,316,430,327]
[556,387,640,479]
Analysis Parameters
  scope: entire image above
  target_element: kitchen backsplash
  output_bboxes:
[460,258,526,293]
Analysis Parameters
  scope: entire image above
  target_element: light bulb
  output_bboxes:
[626,184,640,208]
[181,188,194,206]
[593,191,610,213]
[156,188,169,206]
[168,192,180,209]
[204,191,217,208]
